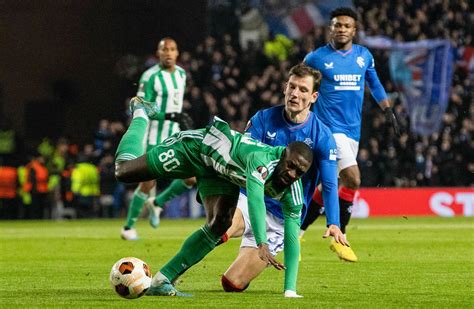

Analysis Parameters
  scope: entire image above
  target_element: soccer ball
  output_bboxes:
[109,257,152,299]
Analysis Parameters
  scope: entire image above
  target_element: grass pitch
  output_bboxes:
[1,217,472,308]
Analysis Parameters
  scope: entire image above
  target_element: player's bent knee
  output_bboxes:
[209,215,233,236]
[114,163,127,182]
[347,176,361,189]
[221,275,249,292]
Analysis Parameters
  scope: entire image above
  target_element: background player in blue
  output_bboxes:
[303,7,400,262]
[218,64,349,296]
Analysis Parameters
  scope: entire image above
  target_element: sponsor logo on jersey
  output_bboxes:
[329,148,337,161]
[266,131,276,140]
[289,211,301,219]
[334,74,362,82]
[333,74,362,91]
[324,62,334,69]
[303,138,313,147]
[356,57,365,68]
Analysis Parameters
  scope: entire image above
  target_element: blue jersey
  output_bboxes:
[245,105,340,227]
[304,43,388,141]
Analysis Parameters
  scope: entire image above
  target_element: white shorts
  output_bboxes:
[237,193,285,256]
[333,133,359,171]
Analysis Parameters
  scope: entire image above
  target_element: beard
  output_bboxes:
[270,172,291,192]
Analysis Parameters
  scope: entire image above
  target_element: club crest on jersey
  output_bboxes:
[303,138,313,147]
[324,62,334,69]
[266,131,276,140]
[251,166,268,184]
[356,57,365,68]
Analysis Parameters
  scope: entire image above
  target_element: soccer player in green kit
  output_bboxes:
[121,37,196,240]
[115,97,313,297]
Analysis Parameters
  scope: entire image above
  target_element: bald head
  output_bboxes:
[287,141,313,163]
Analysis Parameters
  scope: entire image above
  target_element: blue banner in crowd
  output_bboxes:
[362,36,454,136]
[253,0,354,39]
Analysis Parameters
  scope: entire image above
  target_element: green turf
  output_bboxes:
[0,217,472,308]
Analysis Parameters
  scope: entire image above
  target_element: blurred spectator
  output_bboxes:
[263,33,294,63]
[239,4,269,50]
[94,119,113,154]
[98,153,120,218]
[0,166,19,219]
[0,117,20,166]
[71,157,100,218]
[23,153,50,219]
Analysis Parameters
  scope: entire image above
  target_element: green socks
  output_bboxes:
[116,111,150,229]
[124,188,148,228]
[155,179,192,207]
[115,112,148,162]
[160,225,220,281]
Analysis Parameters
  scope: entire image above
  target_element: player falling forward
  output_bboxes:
[115,97,313,297]
[121,37,195,241]
[219,64,349,293]
[303,7,400,261]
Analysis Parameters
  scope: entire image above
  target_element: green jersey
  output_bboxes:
[200,117,303,238]
[147,116,304,242]
[137,64,186,147]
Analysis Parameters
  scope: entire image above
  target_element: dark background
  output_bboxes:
[0,0,207,144]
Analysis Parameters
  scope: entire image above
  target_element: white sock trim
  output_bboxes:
[133,109,148,120]
[152,272,168,286]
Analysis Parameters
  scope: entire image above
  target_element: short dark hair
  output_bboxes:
[158,37,177,48]
[287,141,313,164]
[330,7,358,22]
[289,63,322,92]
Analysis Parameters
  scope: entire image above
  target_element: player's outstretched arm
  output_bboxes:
[281,182,304,297]
[257,243,285,270]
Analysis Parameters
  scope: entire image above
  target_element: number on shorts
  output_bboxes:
[158,149,180,172]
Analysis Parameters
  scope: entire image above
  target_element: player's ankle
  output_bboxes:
[151,272,168,286]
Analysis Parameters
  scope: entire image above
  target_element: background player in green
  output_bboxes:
[121,37,196,241]
[115,97,313,297]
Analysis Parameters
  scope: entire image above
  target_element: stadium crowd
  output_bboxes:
[0,0,472,219]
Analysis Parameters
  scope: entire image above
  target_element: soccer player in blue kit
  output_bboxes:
[219,64,349,296]
[302,7,400,262]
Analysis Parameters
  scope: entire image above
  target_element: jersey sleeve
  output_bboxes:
[245,111,265,140]
[365,50,388,104]
[315,132,340,227]
[245,152,271,245]
[279,181,304,292]
[136,72,148,98]
[303,51,319,70]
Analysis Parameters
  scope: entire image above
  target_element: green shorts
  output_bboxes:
[146,129,240,200]
[146,129,208,179]
[196,177,240,202]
